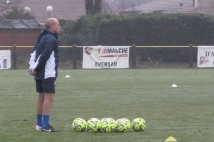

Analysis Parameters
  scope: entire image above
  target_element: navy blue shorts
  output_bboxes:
[36,78,56,93]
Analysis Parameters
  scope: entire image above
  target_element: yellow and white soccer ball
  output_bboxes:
[72,118,87,132]
[86,118,101,132]
[121,118,131,131]
[132,118,146,131]
[116,118,129,132]
[100,118,116,133]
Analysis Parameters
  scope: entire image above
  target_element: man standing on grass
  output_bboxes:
[28,18,61,132]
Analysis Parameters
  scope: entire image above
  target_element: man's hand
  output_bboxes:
[28,69,37,76]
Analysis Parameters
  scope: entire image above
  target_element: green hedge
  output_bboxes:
[59,14,214,63]
[59,15,113,46]
[97,14,214,46]
[60,13,214,46]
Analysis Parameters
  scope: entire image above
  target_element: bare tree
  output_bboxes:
[0,0,11,14]
[85,0,102,15]
[85,0,93,15]
[95,0,102,14]
[0,0,23,15]
[0,0,34,19]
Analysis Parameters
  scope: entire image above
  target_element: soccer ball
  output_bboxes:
[86,118,101,132]
[132,118,146,131]
[100,118,116,133]
[116,118,128,132]
[72,118,87,132]
[121,118,131,131]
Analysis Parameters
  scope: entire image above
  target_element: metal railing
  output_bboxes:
[0,44,197,69]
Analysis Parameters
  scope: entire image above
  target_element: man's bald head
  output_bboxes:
[45,18,61,34]
[45,18,57,30]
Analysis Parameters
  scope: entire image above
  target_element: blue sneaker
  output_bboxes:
[42,124,59,132]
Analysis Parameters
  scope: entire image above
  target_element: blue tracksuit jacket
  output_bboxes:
[29,30,59,80]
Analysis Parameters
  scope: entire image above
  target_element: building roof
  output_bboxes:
[124,0,196,14]
[0,0,115,23]
[123,0,214,15]
[194,0,214,15]
[0,19,41,29]
[21,0,85,23]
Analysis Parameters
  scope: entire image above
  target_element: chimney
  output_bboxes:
[193,0,198,7]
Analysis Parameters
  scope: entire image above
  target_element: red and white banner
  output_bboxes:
[198,46,214,67]
[0,50,11,69]
[83,46,129,69]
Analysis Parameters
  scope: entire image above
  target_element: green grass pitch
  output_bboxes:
[0,69,213,142]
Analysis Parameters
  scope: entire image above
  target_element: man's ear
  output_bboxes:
[50,25,54,30]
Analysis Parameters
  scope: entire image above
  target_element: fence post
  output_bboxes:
[72,44,77,69]
[12,44,17,69]
[131,44,136,68]
[189,44,193,68]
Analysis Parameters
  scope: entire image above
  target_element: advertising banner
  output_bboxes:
[83,46,129,69]
[0,50,11,69]
[198,46,214,67]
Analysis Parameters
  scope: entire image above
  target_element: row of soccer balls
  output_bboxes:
[72,117,146,133]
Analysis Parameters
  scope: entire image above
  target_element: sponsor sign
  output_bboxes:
[0,50,11,69]
[83,46,129,69]
[198,46,214,67]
